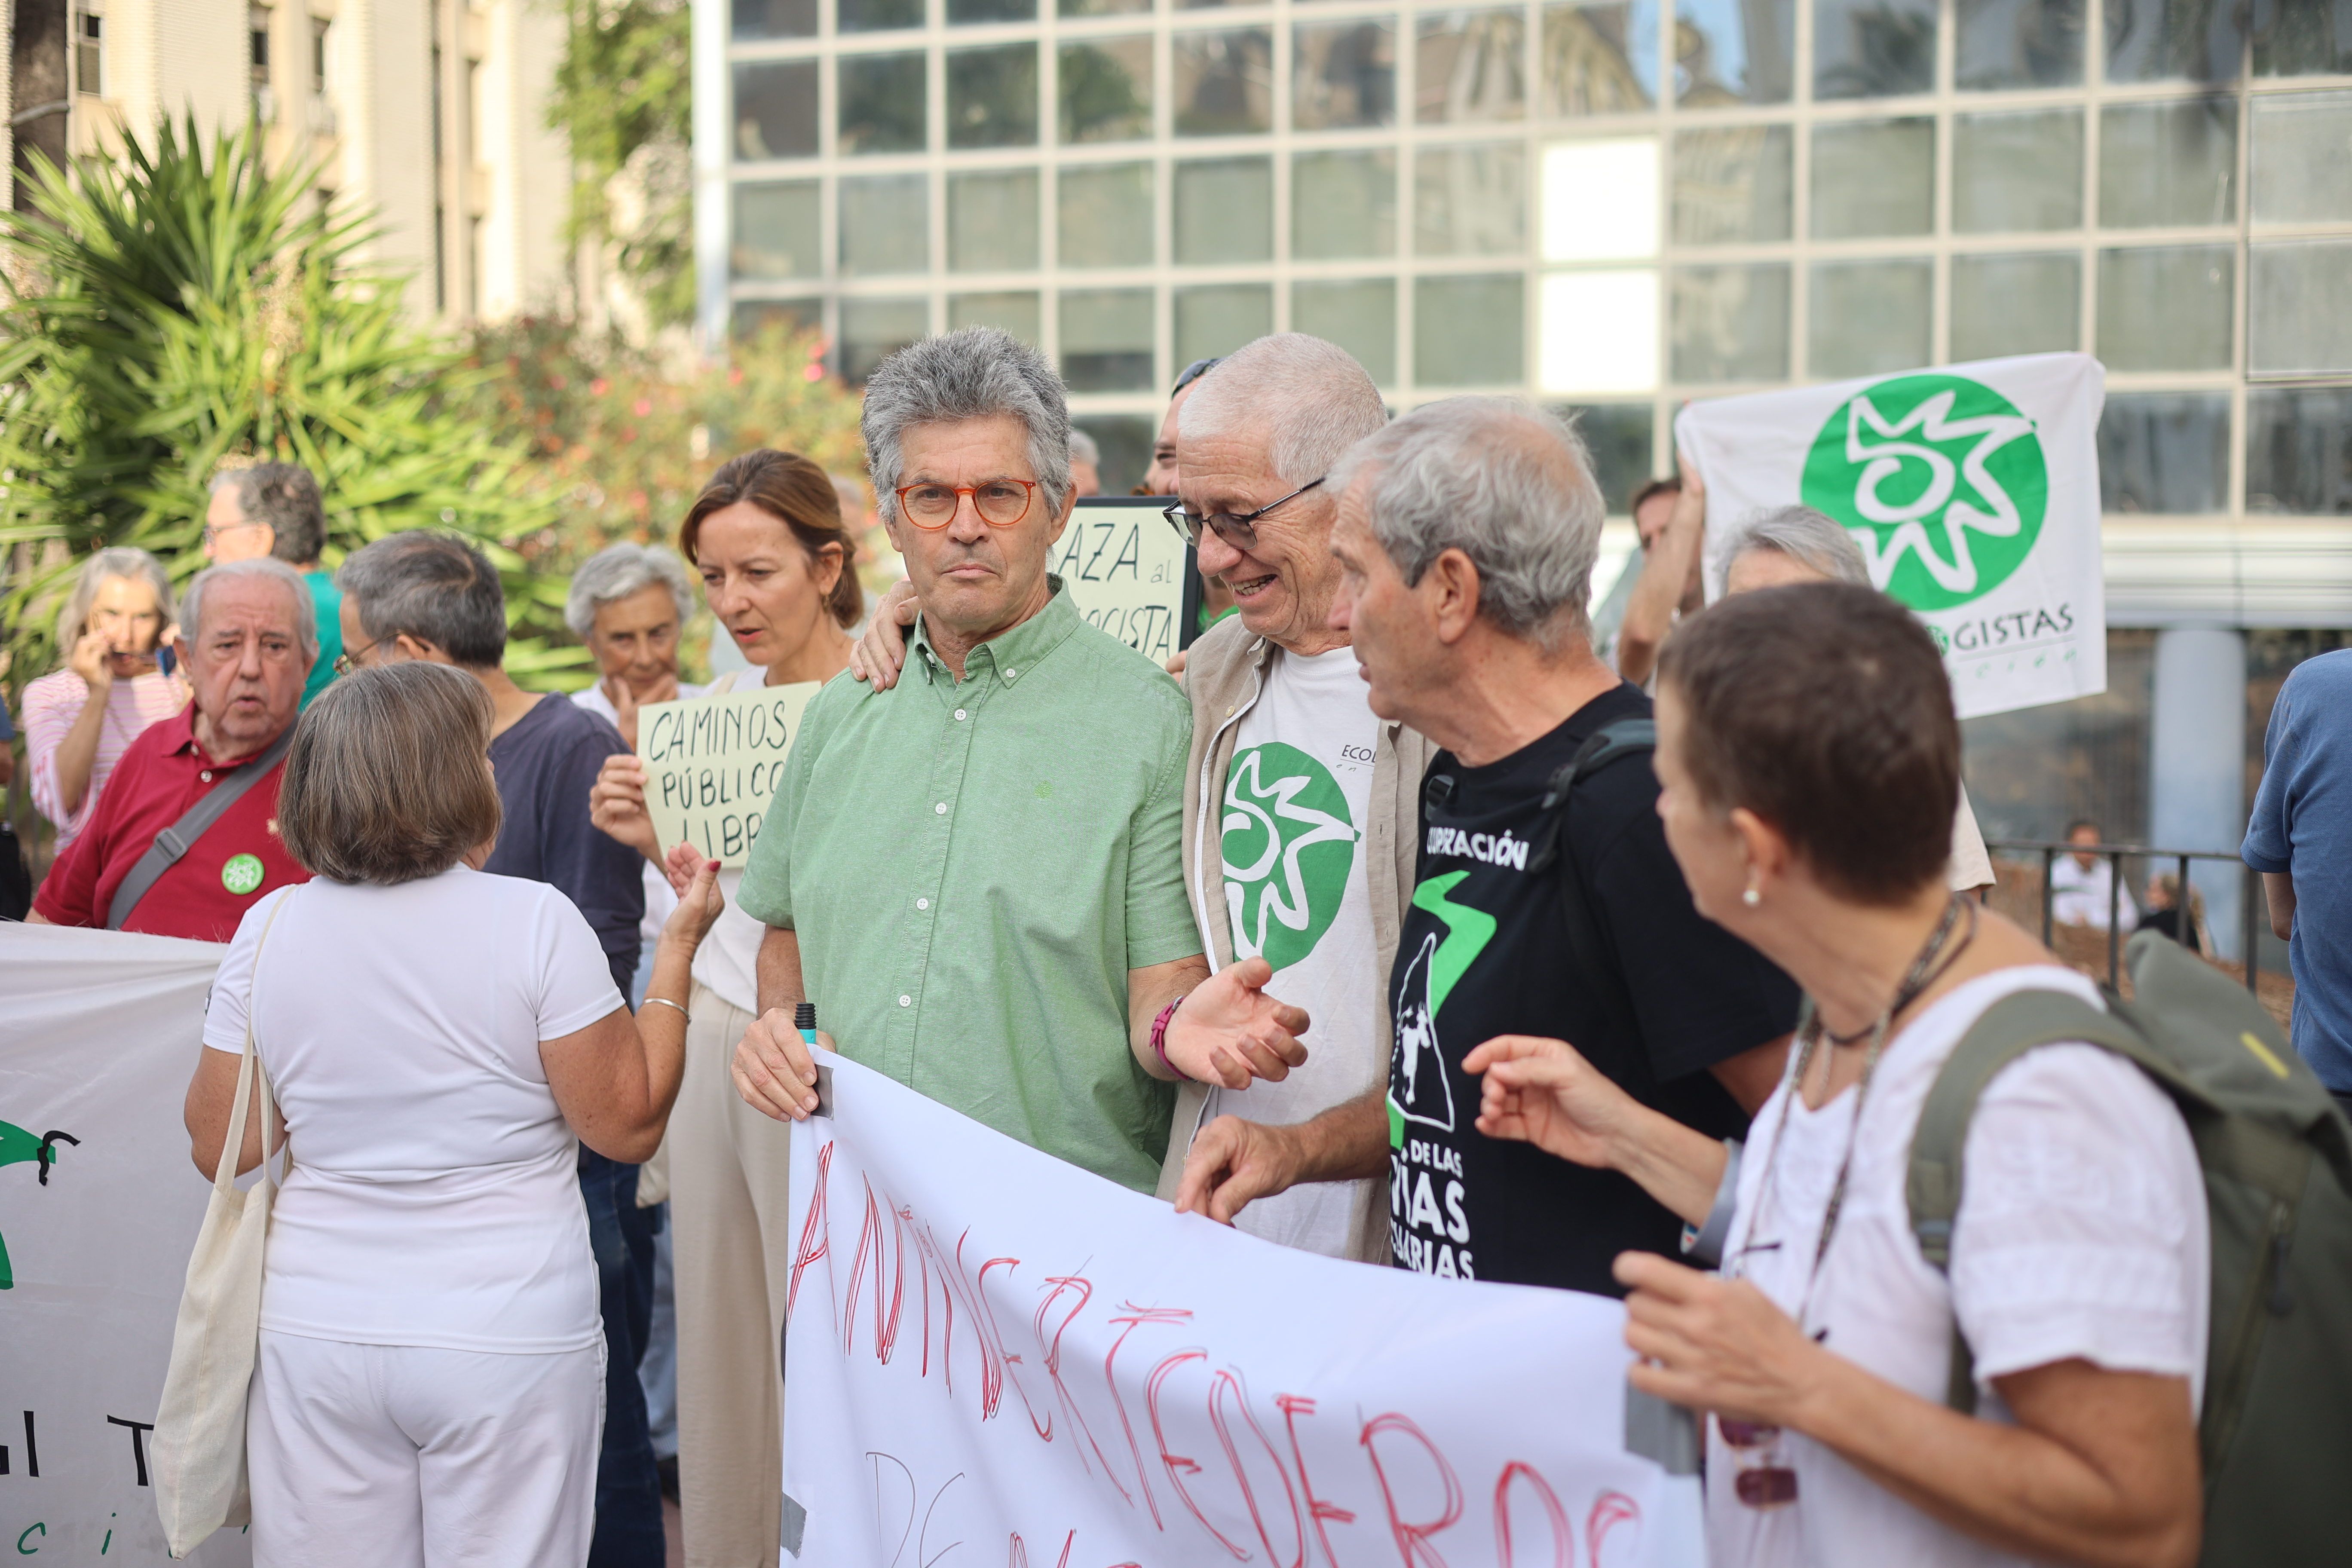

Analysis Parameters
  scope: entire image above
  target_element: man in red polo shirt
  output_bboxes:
[32,557,313,940]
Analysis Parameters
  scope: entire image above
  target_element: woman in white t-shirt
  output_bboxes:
[1465,582,2206,1568]
[182,662,723,1568]
[584,448,857,1565]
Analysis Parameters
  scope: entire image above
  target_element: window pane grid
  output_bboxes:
[719,1,2352,507]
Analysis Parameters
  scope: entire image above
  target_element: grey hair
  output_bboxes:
[861,328,1071,527]
[1715,504,1871,590]
[278,662,502,885]
[1067,427,1100,467]
[211,462,328,565]
[1179,334,1388,486]
[179,557,320,668]
[1329,397,1605,652]
[55,546,176,648]
[564,543,697,639]
[338,532,508,668]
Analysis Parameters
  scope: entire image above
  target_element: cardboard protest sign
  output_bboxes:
[1676,352,2107,720]
[1,928,252,1566]
[638,682,821,867]
[1053,497,1200,666]
[781,1052,1703,1566]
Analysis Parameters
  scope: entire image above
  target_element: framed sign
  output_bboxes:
[637,681,823,866]
[1052,495,1203,665]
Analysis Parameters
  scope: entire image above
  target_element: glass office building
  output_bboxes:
[698,0,2352,514]
[694,0,2352,942]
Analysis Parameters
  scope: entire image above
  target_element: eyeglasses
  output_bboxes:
[1171,356,1222,395]
[1162,476,1325,554]
[896,478,1038,530]
[334,637,380,675]
[202,521,270,546]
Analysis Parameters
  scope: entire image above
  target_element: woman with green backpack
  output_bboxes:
[1465,582,2210,1568]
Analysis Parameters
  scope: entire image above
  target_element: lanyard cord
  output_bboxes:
[1741,896,1979,1307]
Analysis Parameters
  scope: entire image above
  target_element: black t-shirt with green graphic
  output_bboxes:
[1385,683,1801,1295]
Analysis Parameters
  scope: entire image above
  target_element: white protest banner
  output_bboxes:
[1676,352,2107,719]
[0,927,250,1566]
[1054,498,1197,666]
[639,681,821,867]
[782,1053,1703,1567]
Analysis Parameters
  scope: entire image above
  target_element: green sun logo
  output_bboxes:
[1800,373,2049,612]
[1221,743,1359,972]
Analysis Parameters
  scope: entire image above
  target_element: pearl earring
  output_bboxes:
[1742,883,1762,908]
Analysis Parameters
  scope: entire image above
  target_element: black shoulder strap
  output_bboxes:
[105,723,297,931]
[1525,719,1657,1044]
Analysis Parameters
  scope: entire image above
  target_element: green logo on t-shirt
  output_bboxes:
[220,854,264,895]
[1388,870,1498,1144]
[1798,372,2048,612]
[1222,742,1360,972]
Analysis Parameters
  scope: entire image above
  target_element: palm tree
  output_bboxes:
[0,117,579,692]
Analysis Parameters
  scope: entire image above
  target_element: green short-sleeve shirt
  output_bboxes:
[737,580,1201,1192]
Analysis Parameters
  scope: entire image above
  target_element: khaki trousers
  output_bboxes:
[669,981,796,1568]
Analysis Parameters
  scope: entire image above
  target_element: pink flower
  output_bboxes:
[803,363,824,383]
[591,378,609,395]
[634,398,653,417]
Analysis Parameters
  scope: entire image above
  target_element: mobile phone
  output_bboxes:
[156,643,178,680]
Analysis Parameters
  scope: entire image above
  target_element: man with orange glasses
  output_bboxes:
[729,327,1311,1205]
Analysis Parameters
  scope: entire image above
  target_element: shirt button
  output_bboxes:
[1004,668,1018,680]
[898,995,912,1008]
[954,708,968,721]
[934,802,948,815]
[200,771,213,782]
[916,897,930,910]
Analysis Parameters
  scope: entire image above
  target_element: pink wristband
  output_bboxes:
[1151,996,1190,1082]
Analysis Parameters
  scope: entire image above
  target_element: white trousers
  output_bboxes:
[248,1329,605,1568]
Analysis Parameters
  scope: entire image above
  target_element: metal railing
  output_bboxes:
[1986,840,2265,995]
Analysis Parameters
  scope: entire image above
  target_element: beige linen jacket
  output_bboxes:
[1151,613,1436,1264]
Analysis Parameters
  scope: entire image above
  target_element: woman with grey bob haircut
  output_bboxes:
[861,326,1072,528]
[183,659,725,1568]
[563,542,697,641]
[1328,396,1605,651]
[1713,504,1871,596]
[1712,503,1997,893]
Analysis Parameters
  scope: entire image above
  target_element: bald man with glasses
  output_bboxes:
[853,332,1423,1264]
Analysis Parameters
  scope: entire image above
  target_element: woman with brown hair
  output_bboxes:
[587,448,860,1563]
[1464,583,2206,1568]
[183,662,723,1567]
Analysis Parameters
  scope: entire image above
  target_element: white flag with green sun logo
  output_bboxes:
[1675,352,2107,720]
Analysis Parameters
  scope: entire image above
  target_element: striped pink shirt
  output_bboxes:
[23,667,188,848]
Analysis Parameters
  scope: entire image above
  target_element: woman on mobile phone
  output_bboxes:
[23,548,189,847]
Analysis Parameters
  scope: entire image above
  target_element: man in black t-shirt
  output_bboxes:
[1175,399,1797,1297]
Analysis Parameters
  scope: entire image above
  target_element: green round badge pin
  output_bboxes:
[220,853,265,896]
[1799,373,2049,612]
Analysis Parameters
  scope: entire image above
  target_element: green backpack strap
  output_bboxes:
[1905,988,2155,1413]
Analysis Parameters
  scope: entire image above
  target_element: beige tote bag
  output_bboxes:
[152,895,291,1556]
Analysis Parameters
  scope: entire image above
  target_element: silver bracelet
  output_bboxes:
[1678,1137,1744,1269]
[642,995,691,1023]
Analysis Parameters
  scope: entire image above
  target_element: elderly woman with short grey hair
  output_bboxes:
[23,546,186,845]
[570,543,708,1010]
[566,542,704,751]
[1713,505,1997,893]
[1714,504,1871,595]
[183,661,723,1568]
